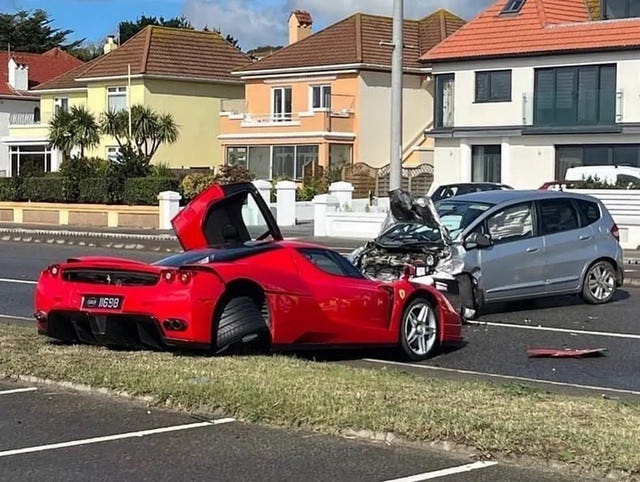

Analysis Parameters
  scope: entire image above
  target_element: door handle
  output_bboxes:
[526,247,539,253]
[579,235,592,241]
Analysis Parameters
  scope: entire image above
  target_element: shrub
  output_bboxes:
[0,177,21,201]
[107,145,152,203]
[150,162,175,178]
[58,156,109,201]
[124,177,180,206]
[215,164,254,184]
[180,173,218,201]
[78,177,111,204]
[20,176,65,202]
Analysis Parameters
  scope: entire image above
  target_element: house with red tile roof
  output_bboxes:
[4,26,249,176]
[219,9,465,182]
[0,48,83,176]
[423,0,640,190]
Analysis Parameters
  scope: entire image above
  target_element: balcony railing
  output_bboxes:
[522,89,624,127]
[220,98,247,115]
[9,112,41,125]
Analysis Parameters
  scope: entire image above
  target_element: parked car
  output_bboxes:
[565,165,640,186]
[434,190,624,311]
[430,182,513,202]
[33,182,463,361]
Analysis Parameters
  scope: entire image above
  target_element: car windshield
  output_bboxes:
[377,222,444,246]
[436,201,493,238]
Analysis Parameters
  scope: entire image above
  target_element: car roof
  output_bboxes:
[436,189,599,205]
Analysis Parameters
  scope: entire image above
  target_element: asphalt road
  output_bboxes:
[0,380,574,482]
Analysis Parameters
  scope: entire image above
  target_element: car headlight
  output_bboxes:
[435,256,464,275]
[426,254,436,267]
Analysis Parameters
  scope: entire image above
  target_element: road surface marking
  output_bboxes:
[0,278,37,285]
[0,418,235,458]
[466,320,640,340]
[382,461,498,481]
[0,314,34,322]
[0,387,37,396]
[362,359,640,396]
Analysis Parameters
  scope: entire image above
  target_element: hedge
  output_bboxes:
[77,177,112,204]
[123,177,180,206]
[0,177,21,202]
[20,176,65,202]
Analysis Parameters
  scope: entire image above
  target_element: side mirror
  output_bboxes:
[464,232,492,250]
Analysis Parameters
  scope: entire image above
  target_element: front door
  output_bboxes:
[477,201,547,301]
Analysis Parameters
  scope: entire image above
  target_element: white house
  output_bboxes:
[0,48,83,176]
[422,0,640,189]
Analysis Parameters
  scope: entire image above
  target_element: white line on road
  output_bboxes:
[0,314,34,322]
[0,278,36,285]
[466,320,640,340]
[0,418,235,458]
[0,387,37,396]
[362,359,640,397]
[382,461,498,482]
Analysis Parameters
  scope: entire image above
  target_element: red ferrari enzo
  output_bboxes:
[34,182,463,361]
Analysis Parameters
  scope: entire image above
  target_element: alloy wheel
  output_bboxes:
[587,264,616,301]
[403,301,437,356]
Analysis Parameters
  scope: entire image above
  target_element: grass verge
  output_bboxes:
[1,323,639,477]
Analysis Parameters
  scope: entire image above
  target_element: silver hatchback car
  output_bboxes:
[435,190,624,309]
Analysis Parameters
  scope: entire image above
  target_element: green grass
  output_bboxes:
[1,323,639,477]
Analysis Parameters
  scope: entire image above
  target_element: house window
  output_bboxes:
[501,0,526,14]
[10,145,52,177]
[555,144,640,179]
[107,86,127,112]
[312,85,331,109]
[329,144,352,171]
[227,147,248,168]
[475,70,512,102]
[434,74,455,128]
[107,146,121,162]
[534,65,617,127]
[472,145,501,183]
[227,145,321,180]
[296,145,319,178]
[33,107,40,122]
[602,0,640,19]
[272,87,292,121]
[54,97,69,113]
[247,146,271,180]
[272,146,295,178]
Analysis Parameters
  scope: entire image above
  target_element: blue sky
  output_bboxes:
[0,0,492,50]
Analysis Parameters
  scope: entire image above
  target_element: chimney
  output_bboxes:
[288,10,313,45]
[103,35,118,54]
[8,58,28,91]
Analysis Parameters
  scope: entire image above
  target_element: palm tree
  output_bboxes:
[48,106,100,160]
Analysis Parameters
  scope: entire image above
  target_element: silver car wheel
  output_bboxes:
[587,264,616,301]
[403,302,437,356]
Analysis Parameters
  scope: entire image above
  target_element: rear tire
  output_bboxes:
[215,296,268,353]
[398,297,440,362]
[581,261,616,305]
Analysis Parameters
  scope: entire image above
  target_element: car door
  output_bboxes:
[294,248,395,345]
[537,197,595,292]
[475,201,546,301]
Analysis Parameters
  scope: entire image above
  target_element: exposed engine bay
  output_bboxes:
[350,190,452,282]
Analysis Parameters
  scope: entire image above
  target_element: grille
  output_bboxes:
[62,269,159,286]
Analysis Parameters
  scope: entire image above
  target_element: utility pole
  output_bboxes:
[389,0,403,191]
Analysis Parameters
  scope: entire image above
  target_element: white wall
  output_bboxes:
[0,98,40,176]
[433,50,640,127]
[359,72,431,165]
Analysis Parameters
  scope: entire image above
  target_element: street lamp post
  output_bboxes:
[389,0,403,192]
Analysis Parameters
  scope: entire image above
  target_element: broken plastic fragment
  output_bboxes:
[526,347,607,358]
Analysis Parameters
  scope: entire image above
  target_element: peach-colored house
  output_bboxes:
[219,9,465,181]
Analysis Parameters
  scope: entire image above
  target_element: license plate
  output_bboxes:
[82,295,123,310]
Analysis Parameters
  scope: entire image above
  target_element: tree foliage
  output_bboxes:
[0,9,82,53]
[118,15,193,43]
[48,106,100,159]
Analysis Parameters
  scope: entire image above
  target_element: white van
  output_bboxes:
[565,165,640,186]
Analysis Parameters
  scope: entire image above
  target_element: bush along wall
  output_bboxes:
[124,177,180,206]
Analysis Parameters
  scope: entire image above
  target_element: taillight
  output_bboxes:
[178,271,192,284]
[48,264,60,277]
[611,223,620,242]
[162,270,176,282]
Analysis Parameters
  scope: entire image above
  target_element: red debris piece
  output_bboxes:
[527,347,607,358]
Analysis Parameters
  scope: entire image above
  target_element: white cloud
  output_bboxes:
[181,0,493,50]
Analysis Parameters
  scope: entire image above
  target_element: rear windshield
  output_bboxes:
[436,201,493,238]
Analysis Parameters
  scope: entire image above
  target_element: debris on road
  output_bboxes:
[526,347,608,358]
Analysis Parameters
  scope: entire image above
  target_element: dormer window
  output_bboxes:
[501,0,526,14]
[602,0,640,20]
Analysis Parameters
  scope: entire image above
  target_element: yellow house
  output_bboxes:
[219,9,465,181]
[5,26,250,175]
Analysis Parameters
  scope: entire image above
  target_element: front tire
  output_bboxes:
[215,296,268,353]
[581,261,617,305]
[398,298,440,361]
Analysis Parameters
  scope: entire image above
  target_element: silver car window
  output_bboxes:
[487,203,533,243]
